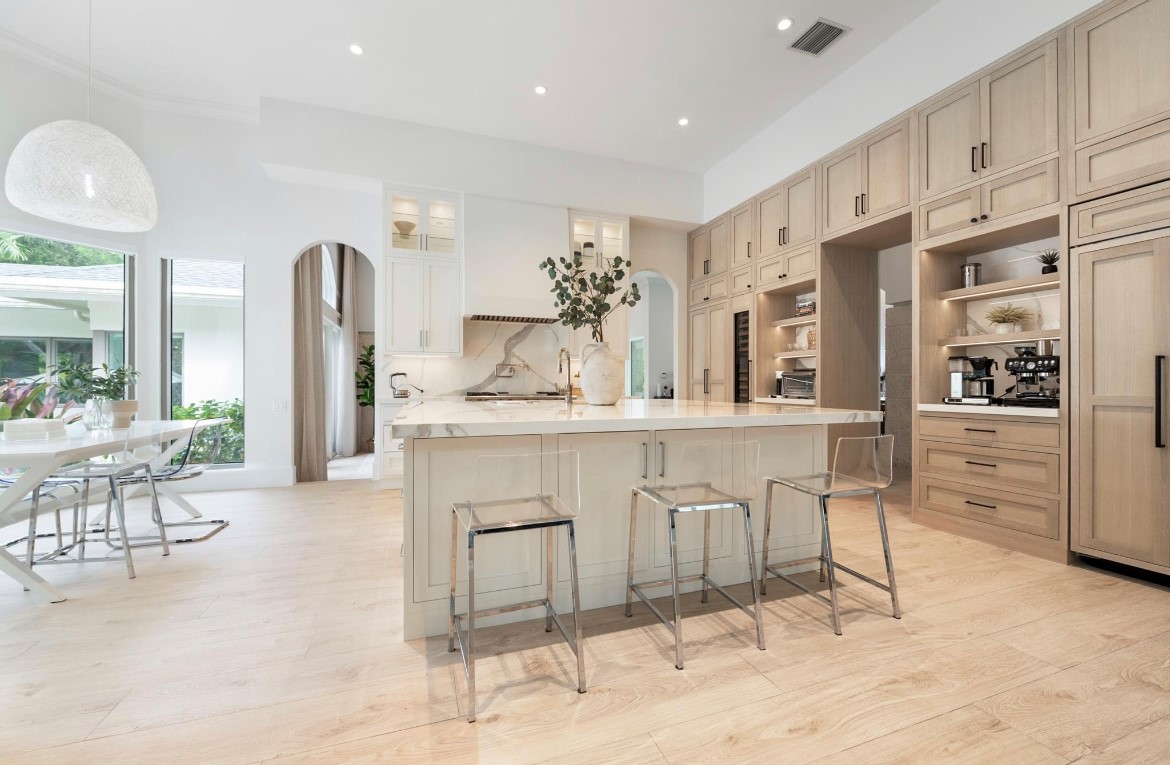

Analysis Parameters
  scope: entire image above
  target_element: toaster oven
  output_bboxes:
[776,371,816,399]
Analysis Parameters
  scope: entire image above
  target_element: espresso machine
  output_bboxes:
[999,345,1060,408]
[944,356,998,405]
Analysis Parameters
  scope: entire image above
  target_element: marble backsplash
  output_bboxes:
[382,320,569,398]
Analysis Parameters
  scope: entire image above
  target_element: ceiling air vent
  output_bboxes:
[789,19,850,56]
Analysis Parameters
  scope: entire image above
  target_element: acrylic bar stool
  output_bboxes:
[760,435,900,635]
[449,450,585,723]
[625,441,765,670]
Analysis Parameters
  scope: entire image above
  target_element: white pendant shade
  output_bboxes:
[4,119,158,233]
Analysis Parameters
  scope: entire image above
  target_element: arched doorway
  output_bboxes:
[627,270,678,399]
[292,242,376,482]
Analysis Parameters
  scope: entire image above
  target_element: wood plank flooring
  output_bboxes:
[1,477,1168,763]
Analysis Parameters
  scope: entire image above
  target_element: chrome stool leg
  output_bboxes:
[759,479,773,595]
[819,495,842,635]
[700,511,711,604]
[624,489,638,618]
[740,502,766,651]
[668,508,684,669]
[545,526,554,633]
[448,509,457,653]
[568,521,586,693]
[465,528,477,723]
[875,492,901,619]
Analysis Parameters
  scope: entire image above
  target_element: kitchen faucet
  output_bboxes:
[558,347,573,404]
[390,372,424,399]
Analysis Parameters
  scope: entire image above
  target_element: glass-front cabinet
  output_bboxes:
[387,190,460,256]
[567,211,630,358]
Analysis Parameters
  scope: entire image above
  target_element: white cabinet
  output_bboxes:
[567,211,631,358]
[384,256,463,355]
[386,188,461,255]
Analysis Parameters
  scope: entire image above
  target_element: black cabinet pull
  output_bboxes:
[747,242,751,259]
[980,214,988,220]
[981,142,988,169]
[971,146,978,173]
[970,218,979,224]
[854,196,860,217]
[965,461,997,468]
[964,428,997,434]
[778,228,783,246]
[1157,355,1166,448]
[965,500,997,510]
[704,296,709,301]
[782,227,788,245]
[746,284,751,289]
[861,193,867,215]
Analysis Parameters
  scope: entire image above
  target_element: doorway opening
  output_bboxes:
[627,271,676,399]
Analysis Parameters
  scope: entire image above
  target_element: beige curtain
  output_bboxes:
[293,246,328,482]
[337,245,359,458]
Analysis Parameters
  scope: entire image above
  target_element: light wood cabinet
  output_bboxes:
[688,302,730,402]
[689,227,711,282]
[689,274,729,307]
[1071,178,1170,245]
[919,40,1057,199]
[730,203,753,269]
[1073,0,1170,146]
[1074,235,1170,570]
[919,159,1059,241]
[729,266,753,296]
[822,121,910,237]
[755,170,816,259]
[755,246,816,290]
[1074,117,1170,197]
[708,216,729,277]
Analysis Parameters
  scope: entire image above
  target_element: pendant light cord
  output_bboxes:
[86,0,92,122]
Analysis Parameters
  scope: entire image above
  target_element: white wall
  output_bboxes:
[879,243,913,306]
[702,0,1101,218]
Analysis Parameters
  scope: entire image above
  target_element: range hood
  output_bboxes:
[469,314,557,324]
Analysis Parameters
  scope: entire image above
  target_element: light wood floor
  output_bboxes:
[2,478,1169,764]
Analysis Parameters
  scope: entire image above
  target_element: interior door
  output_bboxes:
[708,217,729,277]
[862,121,910,219]
[755,185,786,261]
[822,147,861,236]
[1076,236,1170,567]
[731,204,753,269]
[424,260,461,353]
[919,83,982,198]
[689,307,709,400]
[783,171,817,249]
[690,229,711,281]
[981,40,1058,177]
[384,256,425,353]
[707,301,730,402]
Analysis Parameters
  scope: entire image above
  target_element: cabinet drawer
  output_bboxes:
[919,440,1059,494]
[1075,118,1170,197]
[786,248,816,279]
[981,159,1059,222]
[729,266,753,296]
[757,257,787,285]
[918,415,1059,449]
[919,187,981,240]
[920,476,1059,539]
[1071,179,1170,244]
[708,274,729,300]
[689,281,708,305]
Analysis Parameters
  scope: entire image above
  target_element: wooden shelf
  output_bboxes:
[771,315,817,328]
[939,273,1060,302]
[773,351,817,359]
[939,329,1061,347]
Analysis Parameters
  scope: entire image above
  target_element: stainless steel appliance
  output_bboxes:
[776,370,816,399]
[944,356,997,405]
[1000,347,1060,408]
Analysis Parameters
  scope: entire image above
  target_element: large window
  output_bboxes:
[0,229,129,390]
[166,259,244,464]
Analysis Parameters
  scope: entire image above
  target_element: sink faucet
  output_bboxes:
[390,372,424,399]
[558,347,573,404]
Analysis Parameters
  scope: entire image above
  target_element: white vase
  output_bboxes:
[578,342,624,405]
[110,399,139,428]
[993,323,1014,334]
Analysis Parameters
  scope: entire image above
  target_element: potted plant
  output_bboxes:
[985,303,1033,335]
[0,378,75,432]
[54,360,140,429]
[355,344,376,450]
[1037,249,1060,274]
[539,253,641,405]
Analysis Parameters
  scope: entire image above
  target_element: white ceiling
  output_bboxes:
[0,0,941,173]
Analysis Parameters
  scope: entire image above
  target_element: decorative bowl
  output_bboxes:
[394,220,416,235]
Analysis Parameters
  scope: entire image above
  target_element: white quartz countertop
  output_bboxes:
[917,403,1060,418]
[754,396,817,406]
[391,398,882,438]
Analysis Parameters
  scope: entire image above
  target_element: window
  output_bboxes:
[628,337,646,398]
[0,228,129,387]
[166,259,244,465]
[321,244,339,312]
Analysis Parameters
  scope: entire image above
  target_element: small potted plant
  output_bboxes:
[355,344,376,450]
[539,253,641,405]
[54,359,140,429]
[1037,249,1060,274]
[985,303,1033,335]
[0,378,75,434]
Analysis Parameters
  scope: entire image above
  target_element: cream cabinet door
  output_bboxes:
[1076,236,1170,567]
[707,301,730,402]
[822,147,861,236]
[919,83,982,199]
[862,121,910,220]
[424,260,462,354]
[708,217,729,277]
[649,428,736,568]
[981,39,1058,177]
[1073,0,1170,145]
[784,171,817,250]
[729,267,753,296]
[980,159,1059,224]
[384,256,426,353]
[745,425,823,554]
[690,228,711,281]
[689,308,709,400]
[731,203,753,269]
[785,247,817,281]
[755,185,786,261]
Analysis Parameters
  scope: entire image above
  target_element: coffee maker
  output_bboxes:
[1000,345,1060,408]
[944,356,998,405]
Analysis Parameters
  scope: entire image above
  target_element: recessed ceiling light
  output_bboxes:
[349,43,364,55]
[677,117,689,127]
[777,18,794,31]
[534,85,548,95]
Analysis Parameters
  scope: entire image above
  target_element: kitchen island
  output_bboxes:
[392,398,881,638]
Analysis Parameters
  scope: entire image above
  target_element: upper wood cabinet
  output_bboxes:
[919,159,1059,241]
[1073,0,1170,146]
[730,203,753,269]
[822,120,910,237]
[755,169,816,260]
[919,40,1057,199]
[688,301,730,403]
[689,227,710,282]
[708,216,729,277]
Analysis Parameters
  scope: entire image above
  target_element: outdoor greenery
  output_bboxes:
[355,344,376,407]
[539,253,641,342]
[53,359,139,403]
[0,228,124,266]
[0,379,73,421]
[172,398,245,464]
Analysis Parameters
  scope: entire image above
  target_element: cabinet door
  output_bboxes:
[424,260,462,354]
[1074,117,1170,198]
[785,247,817,281]
[384,257,426,353]
[707,301,730,402]
[755,185,787,261]
[690,228,711,281]
[822,147,861,236]
[919,187,981,241]
[650,428,736,568]
[745,426,823,554]
[980,159,1059,225]
[862,121,910,219]
[1073,0,1170,145]
[919,83,982,198]
[981,40,1058,176]
[688,281,708,307]
[784,171,817,249]
[708,217,729,277]
[1076,236,1170,567]
[729,267,753,296]
[688,308,709,400]
[730,203,753,269]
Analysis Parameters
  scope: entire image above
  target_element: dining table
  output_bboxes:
[0,418,228,603]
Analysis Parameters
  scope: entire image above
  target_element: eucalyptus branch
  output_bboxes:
[540,252,641,343]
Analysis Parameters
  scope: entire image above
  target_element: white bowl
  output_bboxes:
[394,220,416,235]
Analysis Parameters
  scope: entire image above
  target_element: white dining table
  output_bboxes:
[0,419,227,603]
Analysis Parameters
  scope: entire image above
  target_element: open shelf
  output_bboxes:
[773,351,817,359]
[939,329,1061,347]
[771,315,817,328]
[939,273,1060,302]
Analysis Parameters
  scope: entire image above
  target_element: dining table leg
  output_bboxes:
[0,549,66,603]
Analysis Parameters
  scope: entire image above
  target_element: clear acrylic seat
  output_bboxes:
[449,450,585,723]
[761,435,900,635]
[627,441,765,670]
